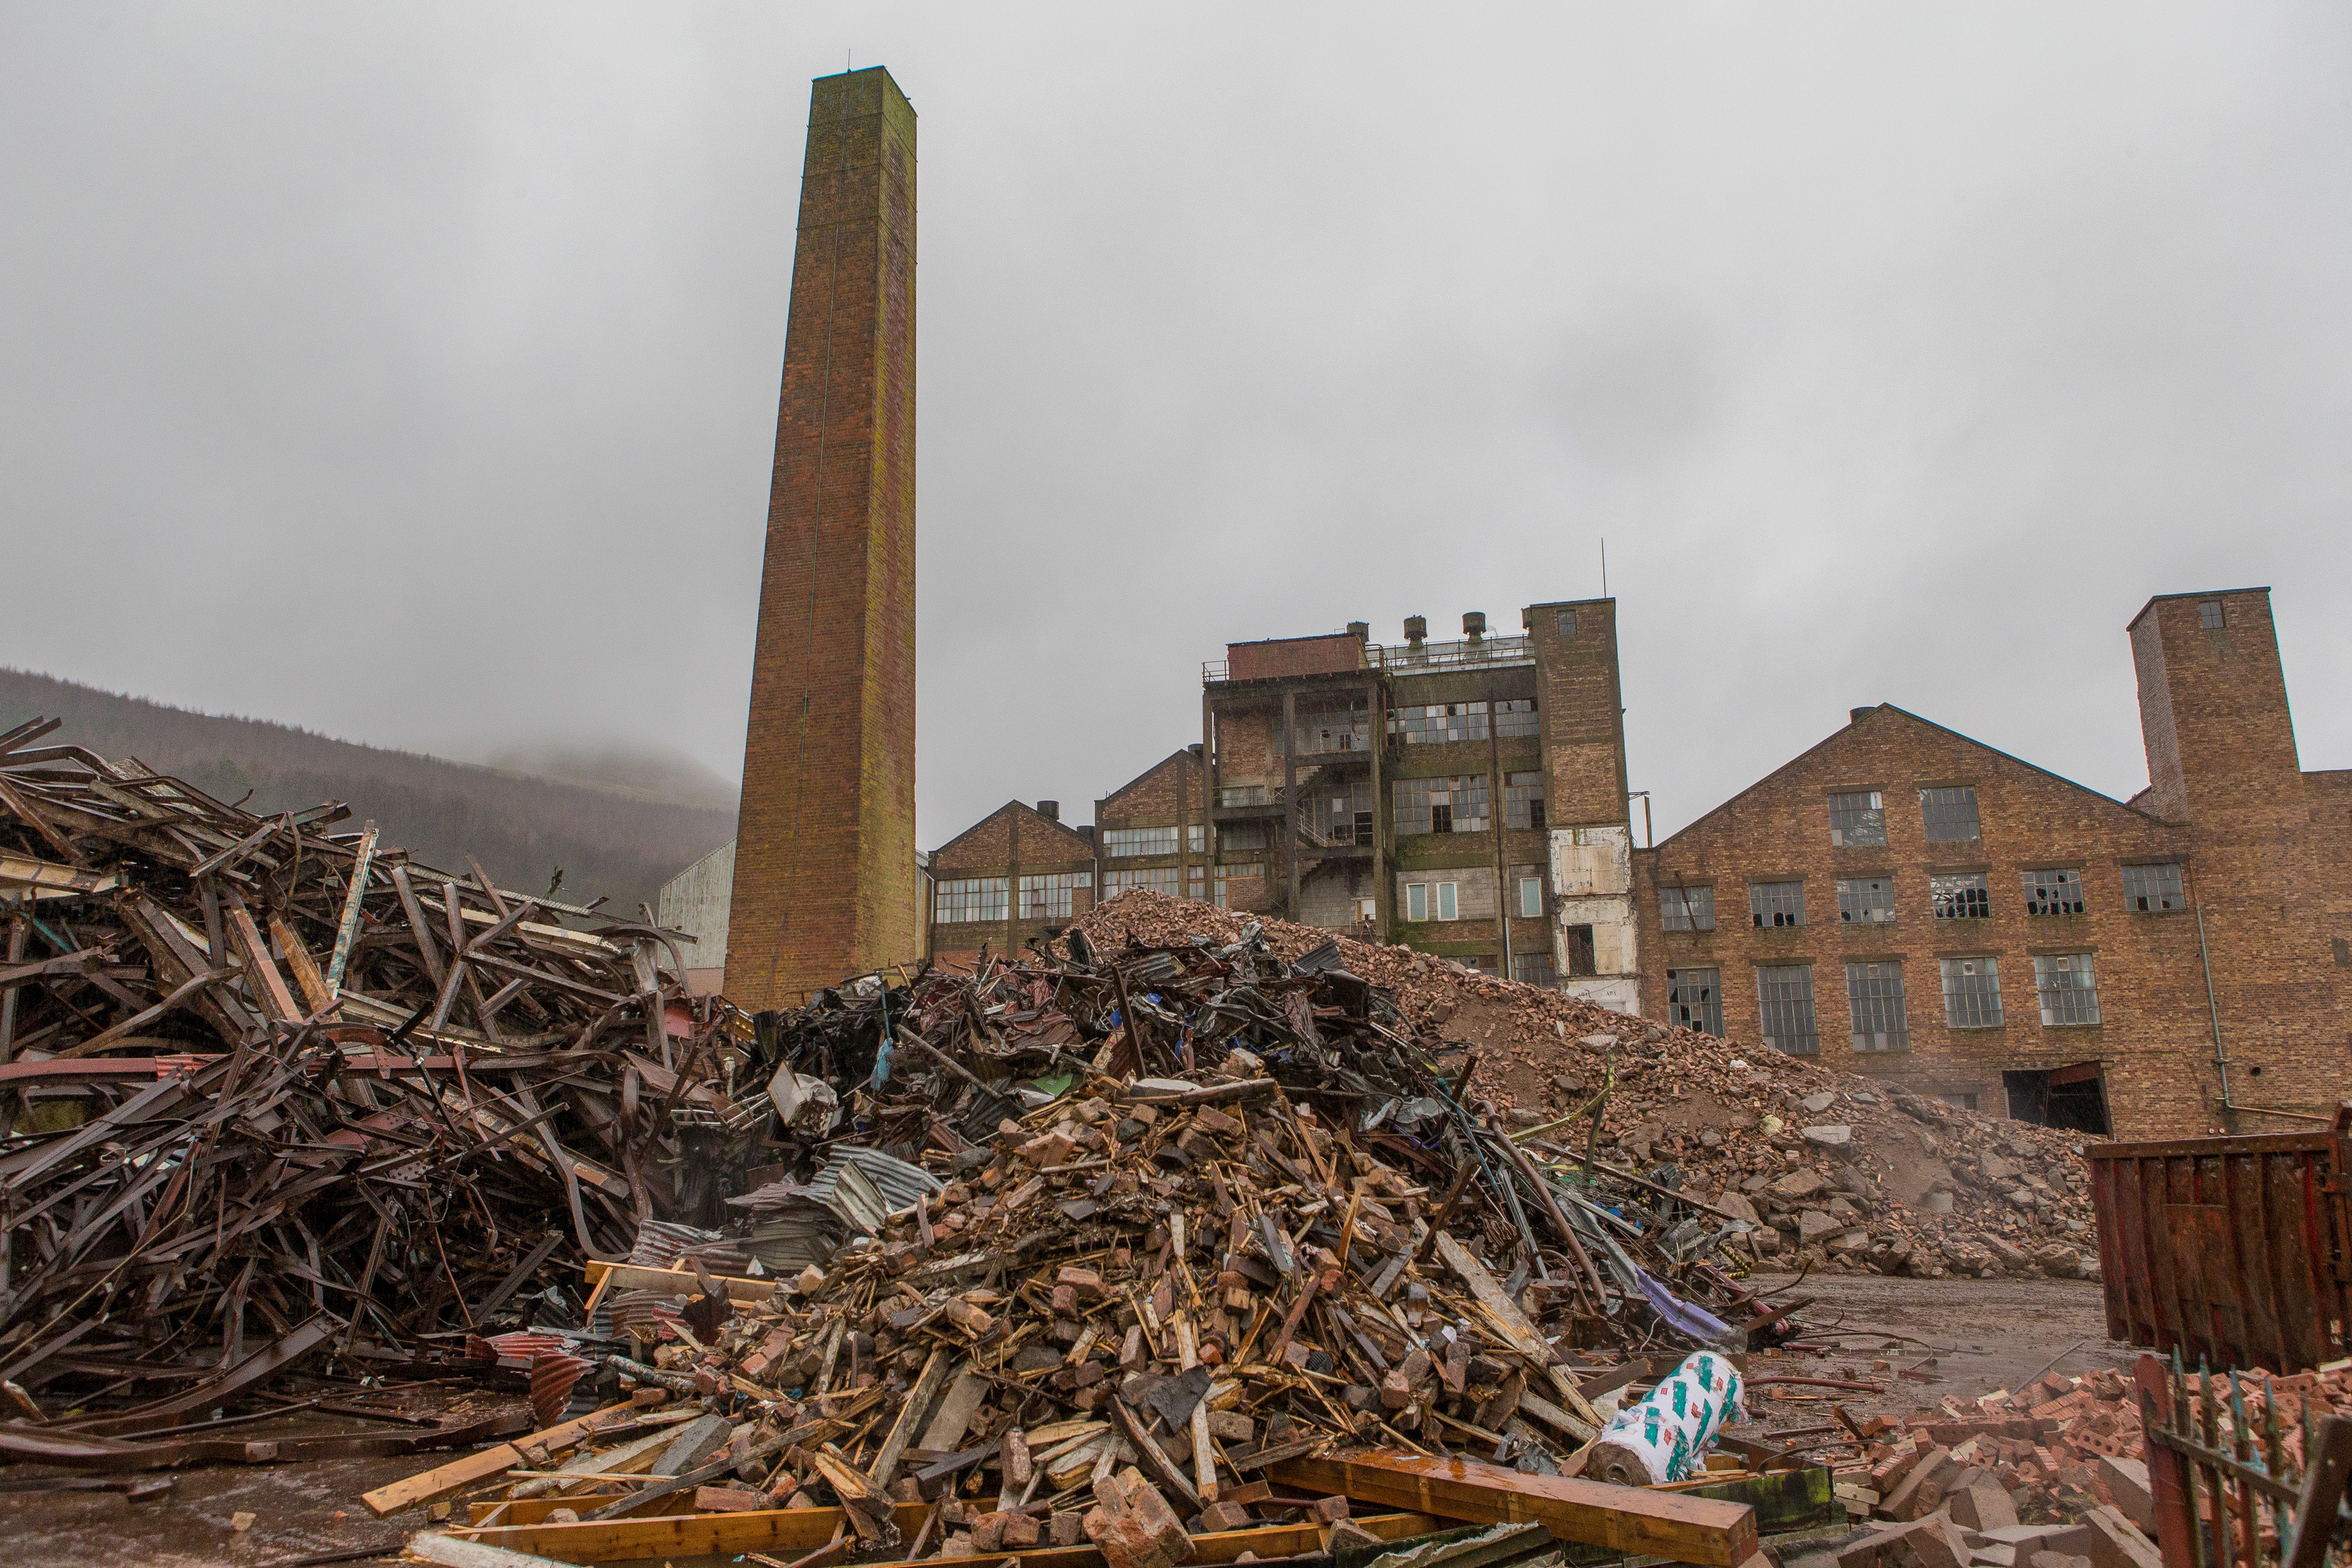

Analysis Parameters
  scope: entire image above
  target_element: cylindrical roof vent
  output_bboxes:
[1037,800,1059,820]
[1404,615,1426,645]
[1463,611,1487,641]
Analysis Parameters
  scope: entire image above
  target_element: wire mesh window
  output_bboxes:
[1940,956,2004,1028]
[2122,862,2184,912]
[1660,885,1715,931]
[1495,699,1540,739]
[2022,867,2087,917]
[1846,962,1909,1052]
[2200,599,2225,629]
[1829,791,1887,847]
[1511,950,1556,988]
[1391,702,1490,744]
[1757,965,1818,1055]
[1293,701,1371,754]
[934,877,1008,923]
[1018,871,1093,920]
[1930,872,1991,920]
[1667,967,1723,1036]
[1394,776,1488,836]
[1516,875,1544,919]
[1220,785,1267,807]
[1504,772,1546,830]
[1101,826,1179,859]
[1837,876,1896,923]
[1219,821,1267,857]
[1919,785,1981,842]
[2033,952,2102,1026]
[1750,881,1805,928]
[1101,866,1184,898]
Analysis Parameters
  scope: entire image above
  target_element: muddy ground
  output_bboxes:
[0,1275,2136,1568]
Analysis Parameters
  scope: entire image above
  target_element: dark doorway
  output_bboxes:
[1566,924,1597,977]
[2003,1061,2111,1135]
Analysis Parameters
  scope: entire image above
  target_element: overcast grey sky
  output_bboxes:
[4,4,2347,850]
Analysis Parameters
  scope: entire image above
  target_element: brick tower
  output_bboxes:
[725,68,918,1008]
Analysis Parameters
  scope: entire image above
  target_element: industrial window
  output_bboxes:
[1294,701,1371,754]
[1665,967,1722,1035]
[2033,952,2102,1026]
[1101,826,1179,859]
[2122,862,2184,912]
[1660,885,1715,931]
[1435,882,1459,920]
[1930,872,1991,920]
[1837,876,1895,924]
[1750,881,1805,928]
[1391,702,1490,745]
[1018,871,1093,920]
[1940,956,2004,1028]
[1187,825,1206,852]
[1219,821,1267,857]
[1829,791,1886,847]
[1310,780,1376,845]
[1187,866,1206,902]
[1394,776,1487,836]
[2022,867,2087,917]
[1495,699,1540,739]
[1757,965,1818,1055]
[1919,785,1981,842]
[1102,866,1184,898]
[1512,951,1556,988]
[1220,785,1266,807]
[1504,772,1545,830]
[934,877,1008,923]
[1566,923,1597,975]
[2200,600,2225,629]
[1405,883,1429,921]
[1211,877,1231,908]
[1847,962,1909,1052]
[1516,875,1544,919]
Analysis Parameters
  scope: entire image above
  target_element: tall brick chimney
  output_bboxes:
[726,68,918,1009]
[2128,587,2299,825]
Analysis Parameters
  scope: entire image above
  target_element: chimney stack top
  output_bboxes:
[1404,615,1427,645]
[1037,800,1059,820]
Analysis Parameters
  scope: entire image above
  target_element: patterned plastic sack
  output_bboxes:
[1593,1349,1747,1485]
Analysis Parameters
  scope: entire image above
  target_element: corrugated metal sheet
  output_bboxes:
[528,1351,592,1427]
[2088,1129,2352,1373]
[807,1146,942,1219]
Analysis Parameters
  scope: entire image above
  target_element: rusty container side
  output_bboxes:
[2087,1131,2352,1373]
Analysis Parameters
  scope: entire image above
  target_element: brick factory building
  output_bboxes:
[902,587,2344,1140]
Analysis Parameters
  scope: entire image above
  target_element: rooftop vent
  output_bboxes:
[1037,800,1059,820]
[1463,611,1487,641]
[1404,615,1427,646]
[1849,707,1876,727]
[1346,621,1369,642]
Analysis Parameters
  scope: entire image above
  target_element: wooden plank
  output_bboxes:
[271,914,337,1017]
[457,1500,1440,1565]
[362,1399,655,1519]
[917,1369,989,1453]
[224,902,303,1022]
[1433,1232,1601,1431]
[868,1347,952,1490]
[322,820,376,993]
[1270,1449,1759,1568]
[582,1259,772,1304]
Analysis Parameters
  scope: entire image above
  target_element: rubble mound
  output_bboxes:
[1073,891,2102,1281]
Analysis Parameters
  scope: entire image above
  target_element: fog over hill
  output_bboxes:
[0,669,737,919]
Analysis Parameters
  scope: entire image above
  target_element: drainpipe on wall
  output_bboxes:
[2197,902,2329,1128]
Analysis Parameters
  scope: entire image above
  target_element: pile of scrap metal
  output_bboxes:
[0,718,751,1463]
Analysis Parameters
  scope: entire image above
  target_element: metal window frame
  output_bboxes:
[2122,861,2184,913]
[1828,790,1887,847]
[1846,960,1910,1052]
[1836,875,1897,923]
[1749,880,1806,928]
[1756,963,1818,1055]
[1939,955,2004,1028]
[1660,884,1716,932]
[1494,700,1540,739]
[935,875,1010,923]
[2032,951,2102,1026]
[1101,825,1181,859]
[2022,866,2088,917]
[1511,950,1557,988]
[1928,871,1992,920]
[1919,785,1982,843]
[1667,965,1724,1037]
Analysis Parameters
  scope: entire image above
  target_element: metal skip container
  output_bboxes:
[2088,1126,2352,1373]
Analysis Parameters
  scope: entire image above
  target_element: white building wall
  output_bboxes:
[1548,824,1643,1016]
[657,838,735,975]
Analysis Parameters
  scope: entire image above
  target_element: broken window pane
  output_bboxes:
[2122,862,2184,912]
[1218,821,1267,857]
[1512,950,1556,988]
[934,877,1009,923]
[1929,872,1990,920]
[1749,881,1805,928]
[1567,923,1597,976]
[1101,826,1180,859]
[2033,952,2101,1026]
[1018,871,1093,920]
[1504,771,1545,830]
[1220,785,1267,807]
[1660,884,1715,931]
[1668,966,1722,1034]
[1847,962,1909,1052]
[1102,867,1184,898]
[1940,956,2004,1028]
[1919,785,1981,842]
[1187,825,1206,853]
[1495,699,1540,739]
[1390,701,1491,744]
[1829,791,1886,846]
[1757,965,1818,1054]
[2200,600,2226,629]
[1394,776,1487,836]
[1293,701,1371,754]
[1310,780,1376,844]
[2022,867,2087,916]
[1837,876,1895,923]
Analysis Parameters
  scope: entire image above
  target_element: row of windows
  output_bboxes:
[1392,773,1545,836]
[1666,951,2103,1051]
[1402,875,1547,923]
[1828,787,1981,846]
[1211,772,1548,839]
[1660,862,2184,931]
[936,872,1102,923]
[1101,825,1207,859]
[1387,699,1541,746]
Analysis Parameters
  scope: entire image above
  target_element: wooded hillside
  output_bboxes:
[0,669,737,920]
